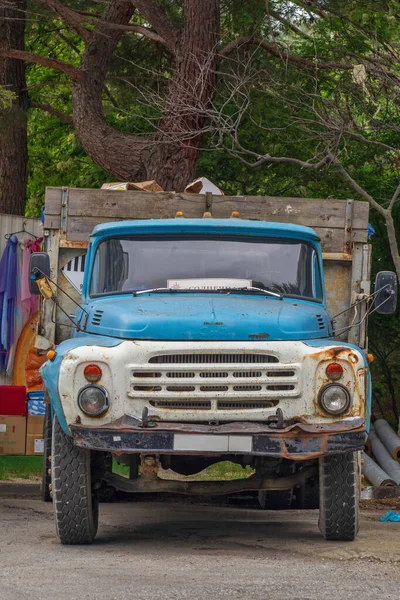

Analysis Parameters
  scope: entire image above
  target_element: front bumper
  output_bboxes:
[70,416,365,460]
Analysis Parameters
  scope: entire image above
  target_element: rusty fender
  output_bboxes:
[70,416,365,460]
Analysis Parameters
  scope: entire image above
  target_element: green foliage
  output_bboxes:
[0,86,16,110]
[22,0,400,417]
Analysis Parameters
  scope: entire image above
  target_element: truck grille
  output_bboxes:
[128,351,300,411]
[149,353,279,364]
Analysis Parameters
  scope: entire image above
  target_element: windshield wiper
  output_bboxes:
[133,286,282,299]
[231,286,283,299]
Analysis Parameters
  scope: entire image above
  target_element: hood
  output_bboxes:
[83,294,331,341]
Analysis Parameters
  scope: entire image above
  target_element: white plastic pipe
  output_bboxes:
[362,452,395,487]
[369,426,400,485]
[374,419,400,462]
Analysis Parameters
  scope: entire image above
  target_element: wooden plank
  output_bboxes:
[44,187,62,229]
[64,218,350,252]
[63,188,369,230]
[325,260,352,342]
[42,229,60,345]
[44,188,370,253]
[59,239,89,249]
[322,253,353,261]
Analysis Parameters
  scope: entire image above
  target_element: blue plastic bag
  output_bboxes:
[379,511,400,522]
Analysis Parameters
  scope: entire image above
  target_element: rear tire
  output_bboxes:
[296,478,319,509]
[258,489,293,510]
[41,404,52,502]
[52,415,98,545]
[319,451,360,541]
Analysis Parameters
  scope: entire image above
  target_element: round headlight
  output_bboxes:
[319,384,351,415]
[78,385,109,416]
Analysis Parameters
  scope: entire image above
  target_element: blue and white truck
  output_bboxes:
[32,187,397,544]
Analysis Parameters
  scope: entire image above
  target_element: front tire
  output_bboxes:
[319,451,360,541]
[41,404,52,502]
[52,416,98,545]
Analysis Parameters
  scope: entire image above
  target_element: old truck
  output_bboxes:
[30,187,397,545]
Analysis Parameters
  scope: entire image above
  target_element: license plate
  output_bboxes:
[173,434,252,452]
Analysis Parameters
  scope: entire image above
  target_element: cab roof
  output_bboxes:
[90,218,320,244]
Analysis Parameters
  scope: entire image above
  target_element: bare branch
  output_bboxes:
[388,180,400,211]
[23,80,72,91]
[30,101,73,124]
[77,16,168,46]
[34,0,91,42]
[268,9,313,41]
[219,37,353,71]
[227,148,332,170]
[0,49,81,80]
[35,0,169,46]
[132,0,178,51]
[326,152,386,216]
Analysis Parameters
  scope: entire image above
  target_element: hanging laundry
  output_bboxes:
[0,236,18,372]
[7,237,42,376]
[21,238,41,316]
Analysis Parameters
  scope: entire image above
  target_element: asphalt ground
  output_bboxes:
[1,494,400,600]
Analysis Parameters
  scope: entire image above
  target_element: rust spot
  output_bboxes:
[75,415,82,425]
[248,333,270,340]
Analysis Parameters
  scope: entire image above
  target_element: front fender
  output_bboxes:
[40,335,122,435]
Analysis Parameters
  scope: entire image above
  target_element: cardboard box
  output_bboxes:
[0,415,26,455]
[26,416,44,455]
[26,434,44,455]
[101,180,164,192]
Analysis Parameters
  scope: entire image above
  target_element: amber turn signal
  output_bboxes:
[84,364,102,383]
[367,353,374,363]
[325,362,343,381]
[46,350,57,362]
[231,211,240,218]
[175,211,184,217]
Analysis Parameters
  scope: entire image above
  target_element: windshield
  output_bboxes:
[90,235,322,301]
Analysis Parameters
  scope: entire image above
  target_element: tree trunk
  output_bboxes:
[145,0,220,190]
[0,0,28,215]
[72,0,220,191]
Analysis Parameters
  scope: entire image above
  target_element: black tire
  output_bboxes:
[258,489,293,510]
[41,404,52,502]
[319,451,360,541]
[52,415,98,545]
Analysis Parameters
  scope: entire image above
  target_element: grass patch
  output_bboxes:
[112,459,130,478]
[112,459,254,481]
[183,461,254,481]
[0,456,42,480]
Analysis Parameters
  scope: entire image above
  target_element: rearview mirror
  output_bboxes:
[29,252,51,295]
[374,271,397,315]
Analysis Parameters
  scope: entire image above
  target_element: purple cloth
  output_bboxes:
[0,236,18,372]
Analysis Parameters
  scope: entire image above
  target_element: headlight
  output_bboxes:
[319,384,351,415]
[78,385,109,416]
